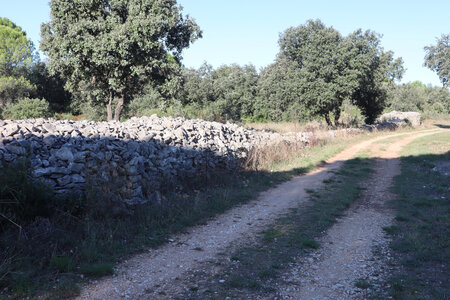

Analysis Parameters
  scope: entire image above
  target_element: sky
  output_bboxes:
[2,0,448,86]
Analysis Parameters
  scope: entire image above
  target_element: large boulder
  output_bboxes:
[377,111,421,128]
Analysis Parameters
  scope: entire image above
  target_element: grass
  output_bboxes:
[355,279,372,289]
[384,131,450,300]
[79,263,114,277]
[180,153,374,299]
[244,120,328,134]
[49,256,75,273]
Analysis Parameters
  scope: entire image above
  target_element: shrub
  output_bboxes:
[0,158,54,225]
[386,82,450,118]
[0,76,36,107]
[3,97,51,120]
[128,88,166,117]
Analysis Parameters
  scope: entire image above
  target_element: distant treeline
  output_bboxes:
[1,13,449,124]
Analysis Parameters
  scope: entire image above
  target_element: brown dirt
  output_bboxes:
[77,129,442,300]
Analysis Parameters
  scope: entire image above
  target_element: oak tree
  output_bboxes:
[41,0,201,121]
[424,33,450,88]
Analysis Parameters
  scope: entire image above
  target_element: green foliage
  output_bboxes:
[387,82,450,117]
[255,59,311,122]
[348,30,404,124]
[41,0,202,121]
[181,63,215,106]
[0,76,36,107]
[128,85,171,117]
[0,158,54,224]
[0,18,35,77]
[424,33,450,87]
[210,64,258,120]
[0,18,40,111]
[278,20,354,125]
[49,256,75,273]
[79,263,114,277]
[180,63,258,121]
[3,97,51,120]
[270,20,403,125]
[29,62,71,112]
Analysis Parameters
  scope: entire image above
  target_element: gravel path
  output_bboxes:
[78,129,440,300]
[275,130,443,300]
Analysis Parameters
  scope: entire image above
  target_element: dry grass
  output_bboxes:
[243,140,307,171]
[243,127,367,172]
[244,120,328,134]
[421,118,450,128]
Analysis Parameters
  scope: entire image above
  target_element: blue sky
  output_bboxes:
[2,0,449,86]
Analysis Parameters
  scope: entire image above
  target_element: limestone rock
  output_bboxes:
[377,111,421,128]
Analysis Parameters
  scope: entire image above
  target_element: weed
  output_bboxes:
[354,279,372,289]
[300,238,320,249]
[382,225,400,235]
[258,267,278,278]
[79,263,114,277]
[189,286,199,292]
[49,256,75,273]
[230,255,240,261]
[48,280,80,299]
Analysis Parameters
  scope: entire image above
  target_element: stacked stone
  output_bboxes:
[0,114,390,204]
[0,116,296,204]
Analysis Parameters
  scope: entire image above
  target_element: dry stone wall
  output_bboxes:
[0,115,316,205]
[0,114,413,205]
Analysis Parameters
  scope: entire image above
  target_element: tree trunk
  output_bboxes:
[114,92,124,121]
[334,107,341,127]
[106,92,113,121]
[324,113,332,127]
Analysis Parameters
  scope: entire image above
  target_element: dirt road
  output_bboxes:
[275,130,444,299]
[78,129,443,299]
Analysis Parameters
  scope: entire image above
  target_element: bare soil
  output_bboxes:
[77,129,442,300]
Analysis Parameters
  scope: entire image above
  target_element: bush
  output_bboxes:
[0,76,36,107]
[0,158,54,225]
[386,82,450,118]
[128,88,166,117]
[2,97,51,120]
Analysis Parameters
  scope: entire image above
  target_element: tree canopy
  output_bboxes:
[255,59,306,122]
[277,20,356,125]
[41,0,202,121]
[0,18,37,107]
[0,17,35,77]
[424,33,450,88]
[267,19,403,125]
[348,30,404,123]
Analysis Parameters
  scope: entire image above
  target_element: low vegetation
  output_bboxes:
[384,132,449,299]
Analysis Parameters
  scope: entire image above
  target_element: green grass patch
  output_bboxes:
[79,263,114,277]
[354,279,372,289]
[384,131,450,299]
[49,256,75,273]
